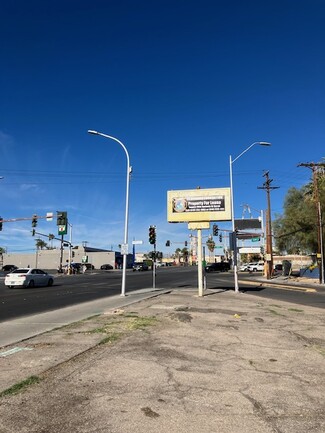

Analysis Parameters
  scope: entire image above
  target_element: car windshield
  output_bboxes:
[11,269,29,274]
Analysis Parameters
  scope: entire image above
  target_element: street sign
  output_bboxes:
[234,219,262,230]
[58,225,67,235]
[46,212,53,221]
[121,243,129,255]
[132,240,143,245]
[251,237,260,242]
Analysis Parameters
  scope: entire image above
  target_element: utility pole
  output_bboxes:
[298,162,325,284]
[258,171,279,279]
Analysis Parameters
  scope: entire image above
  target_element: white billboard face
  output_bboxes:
[167,188,232,223]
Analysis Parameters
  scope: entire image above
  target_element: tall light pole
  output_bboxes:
[88,130,131,296]
[230,141,271,293]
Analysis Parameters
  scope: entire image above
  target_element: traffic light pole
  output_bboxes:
[153,243,156,289]
[59,235,64,273]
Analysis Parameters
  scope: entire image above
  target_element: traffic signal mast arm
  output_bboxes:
[0,215,51,223]
[31,230,72,245]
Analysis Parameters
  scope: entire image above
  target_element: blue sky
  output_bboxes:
[0,0,324,255]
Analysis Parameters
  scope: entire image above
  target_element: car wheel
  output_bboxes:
[28,280,35,288]
[47,278,54,287]
[253,268,257,272]
[7,286,13,289]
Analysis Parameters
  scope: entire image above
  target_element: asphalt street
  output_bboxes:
[1,267,325,324]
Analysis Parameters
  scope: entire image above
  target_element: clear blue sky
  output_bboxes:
[1,0,324,254]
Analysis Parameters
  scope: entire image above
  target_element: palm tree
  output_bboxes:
[174,248,182,264]
[181,247,189,264]
[35,239,48,250]
[206,238,216,262]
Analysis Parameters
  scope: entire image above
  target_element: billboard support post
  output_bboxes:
[168,188,232,298]
[197,229,203,297]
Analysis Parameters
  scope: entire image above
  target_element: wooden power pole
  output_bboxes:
[258,171,279,279]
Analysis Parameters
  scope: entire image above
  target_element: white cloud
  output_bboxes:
[20,184,40,191]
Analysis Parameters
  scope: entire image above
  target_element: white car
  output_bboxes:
[247,261,265,272]
[5,268,55,289]
[239,262,256,271]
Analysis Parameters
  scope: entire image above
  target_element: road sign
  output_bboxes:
[132,240,143,245]
[46,212,54,221]
[121,243,129,255]
[58,225,67,235]
[251,237,260,242]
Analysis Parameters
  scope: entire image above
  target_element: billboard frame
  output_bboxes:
[167,188,231,223]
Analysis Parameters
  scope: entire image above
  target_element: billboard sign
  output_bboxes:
[234,218,262,230]
[167,188,231,223]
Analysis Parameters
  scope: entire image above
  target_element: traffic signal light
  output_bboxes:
[213,224,218,236]
[219,234,222,242]
[72,251,75,258]
[57,211,68,226]
[149,226,156,244]
[49,234,55,240]
[166,240,170,247]
[185,241,188,247]
[32,214,38,228]
[0,216,3,231]
[32,229,35,236]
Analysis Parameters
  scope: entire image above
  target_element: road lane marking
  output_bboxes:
[0,347,33,357]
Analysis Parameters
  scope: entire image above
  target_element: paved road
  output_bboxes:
[1,267,324,323]
[0,267,200,322]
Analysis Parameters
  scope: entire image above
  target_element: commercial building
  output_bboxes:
[2,245,133,270]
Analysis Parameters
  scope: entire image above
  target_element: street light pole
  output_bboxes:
[68,222,73,274]
[88,130,131,297]
[229,141,271,293]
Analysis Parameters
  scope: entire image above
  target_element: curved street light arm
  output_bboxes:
[88,129,131,296]
[229,141,271,293]
[232,142,271,164]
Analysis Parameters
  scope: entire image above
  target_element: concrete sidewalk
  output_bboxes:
[0,289,325,432]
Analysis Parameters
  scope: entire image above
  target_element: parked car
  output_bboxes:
[205,262,230,273]
[5,268,54,288]
[273,264,283,274]
[100,264,114,270]
[133,262,149,271]
[2,265,18,273]
[74,263,95,271]
[239,262,257,272]
[247,261,265,272]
